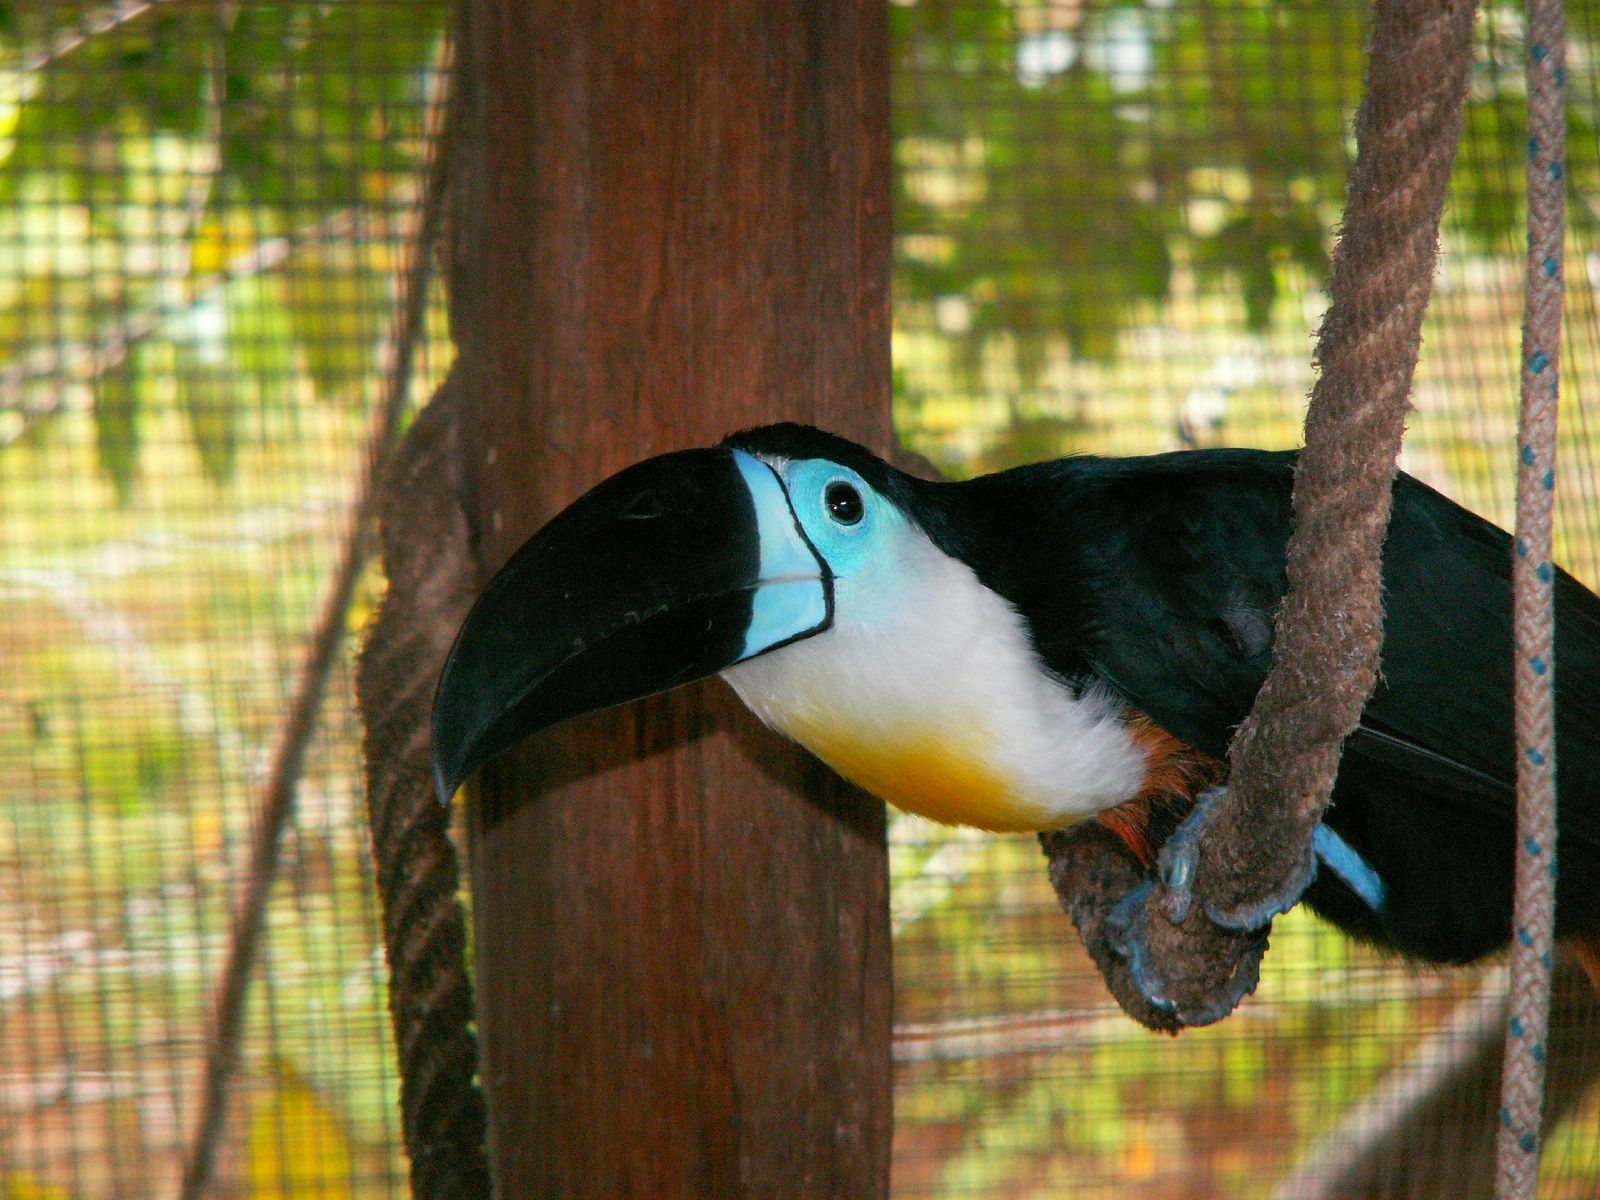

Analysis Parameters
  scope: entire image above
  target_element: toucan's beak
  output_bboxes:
[431,447,832,803]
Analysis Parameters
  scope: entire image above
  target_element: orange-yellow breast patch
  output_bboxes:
[786,716,1063,833]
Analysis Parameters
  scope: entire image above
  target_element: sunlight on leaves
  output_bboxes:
[0,1173,74,1200]
[245,1067,355,1200]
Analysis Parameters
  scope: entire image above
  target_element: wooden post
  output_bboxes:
[446,2,893,1197]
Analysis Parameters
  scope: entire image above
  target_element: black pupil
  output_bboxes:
[825,482,864,525]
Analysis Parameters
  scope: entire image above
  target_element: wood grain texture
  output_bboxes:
[450,2,892,1196]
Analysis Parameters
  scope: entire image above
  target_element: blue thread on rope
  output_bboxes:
[1506,0,1565,1189]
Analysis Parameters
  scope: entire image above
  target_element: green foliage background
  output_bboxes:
[4,2,1600,1198]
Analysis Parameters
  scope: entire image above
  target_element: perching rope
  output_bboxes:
[1496,0,1567,1191]
[1045,0,1480,1030]
[1194,0,1479,935]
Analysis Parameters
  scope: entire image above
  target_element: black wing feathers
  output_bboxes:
[972,448,1600,832]
[947,449,1298,759]
[1073,451,1295,759]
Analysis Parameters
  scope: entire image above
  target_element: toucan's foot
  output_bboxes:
[1105,882,1174,1012]
[1098,784,1314,1026]
[1104,879,1268,1027]
[1155,785,1318,931]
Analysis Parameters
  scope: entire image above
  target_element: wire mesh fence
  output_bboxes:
[889,2,1600,1195]
[2,3,447,1196]
[2,1,1598,1198]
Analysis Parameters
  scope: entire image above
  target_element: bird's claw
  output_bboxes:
[1153,803,1204,924]
[1099,785,1318,1026]
[1156,785,1318,931]
[1105,879,1267,1027]
[1106,882,1174,1011]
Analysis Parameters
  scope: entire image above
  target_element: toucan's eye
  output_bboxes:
[825,481,864,526]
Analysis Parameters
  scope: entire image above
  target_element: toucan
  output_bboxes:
[432,423,1600,1000]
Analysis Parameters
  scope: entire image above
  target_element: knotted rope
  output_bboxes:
[1495,0,1566,1191]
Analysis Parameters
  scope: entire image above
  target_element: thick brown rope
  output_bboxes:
[1043,0,1479,1028]
[1197,0,1479,925]
[356,370,490,1200]
[1496,0,1567,1191]
[353,60,494,1200]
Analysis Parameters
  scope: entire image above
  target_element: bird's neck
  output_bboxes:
[723,524,1148,831]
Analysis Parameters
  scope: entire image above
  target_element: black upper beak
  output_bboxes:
[430,447,832,803]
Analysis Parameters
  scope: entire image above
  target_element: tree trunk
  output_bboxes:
[446,2,893,1197]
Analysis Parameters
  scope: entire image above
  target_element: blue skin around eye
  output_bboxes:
[783,459,888,577]
[732,450,831,662]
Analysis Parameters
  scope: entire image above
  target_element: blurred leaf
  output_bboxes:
[1284,205,1333,278]
[1454,97,1524,246]
[893,0,1366,380]
[189,216,239,279]
[0,277,62,366]
[1192,208,1329,332]
[0,9,212,204]
[245,1068,355,1200]
[1240,257,1276,333]
[286,242,387,403]
[92,352,141,505]
[4,4,445,209]
[975,413,1091,474]
[173,329,238,486]
[224,274,297,408]
[217,5,445,207]
[0,1173,74,1200]
[26,652,194,814]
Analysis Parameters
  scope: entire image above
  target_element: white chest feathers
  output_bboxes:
[721,524,1148,831]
